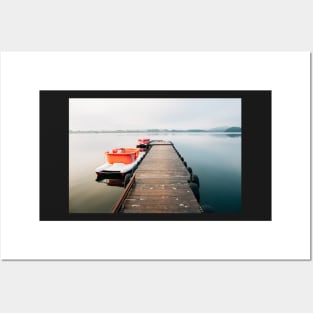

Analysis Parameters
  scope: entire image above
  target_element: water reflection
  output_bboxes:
[226,133,241,138]
[106,179,125,187]
[69,132,241,214]
[209,133,241,138]
[201,204,215,213]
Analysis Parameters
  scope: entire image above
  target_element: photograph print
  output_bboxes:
[40,90,271,221]
[69,97,241,215]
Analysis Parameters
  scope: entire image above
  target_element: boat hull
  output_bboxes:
[96,171,130,181]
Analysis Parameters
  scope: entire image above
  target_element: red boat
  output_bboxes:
[136,138,150,149]
[138,138,150,145]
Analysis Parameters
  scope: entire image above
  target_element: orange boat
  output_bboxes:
[105,148,140,164]
[95,140,147,180]
[95,147,145,180]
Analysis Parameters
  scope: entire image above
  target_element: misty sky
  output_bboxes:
[69,98,241,130]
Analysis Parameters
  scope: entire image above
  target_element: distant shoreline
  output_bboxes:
[69,130,241,134]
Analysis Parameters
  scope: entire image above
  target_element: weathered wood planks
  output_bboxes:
[120,141,202,213]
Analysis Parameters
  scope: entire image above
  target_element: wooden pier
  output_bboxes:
[113,141,202,214]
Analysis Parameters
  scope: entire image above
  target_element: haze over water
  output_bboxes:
[69,132,241,214]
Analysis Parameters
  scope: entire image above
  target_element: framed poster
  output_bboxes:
[0,52,310,260]
[40,90,270,221]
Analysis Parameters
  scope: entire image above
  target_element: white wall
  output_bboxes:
[0,1,312,313]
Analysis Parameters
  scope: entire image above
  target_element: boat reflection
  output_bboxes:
[95,176,125,187]
[106,178,124,187]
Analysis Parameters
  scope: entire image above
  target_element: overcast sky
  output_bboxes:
[69,98,241,130]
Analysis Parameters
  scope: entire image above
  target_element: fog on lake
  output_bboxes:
[69,132,241,214]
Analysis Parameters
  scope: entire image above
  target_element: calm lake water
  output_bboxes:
[69,133,241,214]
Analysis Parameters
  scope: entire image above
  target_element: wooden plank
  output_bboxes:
[122,198,200,212]
[117,142,201,213]
[125,193,196,201]
[121,205,201,214]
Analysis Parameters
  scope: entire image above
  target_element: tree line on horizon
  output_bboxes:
[69,126,241,133]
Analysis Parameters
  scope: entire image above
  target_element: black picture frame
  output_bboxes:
[40,90,271,221]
